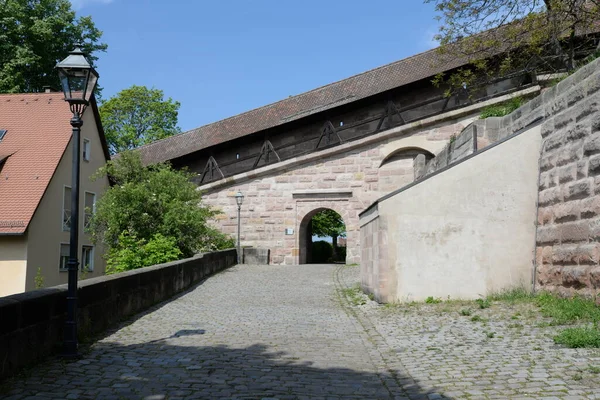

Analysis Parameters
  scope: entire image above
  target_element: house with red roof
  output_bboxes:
[0,91,110,296]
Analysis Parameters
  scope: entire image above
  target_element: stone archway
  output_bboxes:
[298,206,349,264]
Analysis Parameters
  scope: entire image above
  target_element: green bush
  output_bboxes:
[106,232,182,274]
[335,246,347,263]
[311,240,333,263]
[537,292,600,325]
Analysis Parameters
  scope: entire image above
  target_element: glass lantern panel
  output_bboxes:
[83,71,98,103]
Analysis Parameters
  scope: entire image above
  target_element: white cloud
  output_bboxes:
[70,0,114,9]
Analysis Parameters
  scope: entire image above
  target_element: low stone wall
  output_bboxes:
[242,247,270,264]
[0,249,236,381]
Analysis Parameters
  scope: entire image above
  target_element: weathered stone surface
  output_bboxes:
[562,265,591,288]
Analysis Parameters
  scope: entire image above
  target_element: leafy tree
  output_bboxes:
[311,209,346,261]
[99,85,181,154]
[0,0,106,93]
[427,0,600,94]
[90,151,234,272]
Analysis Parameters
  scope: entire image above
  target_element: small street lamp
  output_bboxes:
[235,191,244,264]
[56,45,99,358]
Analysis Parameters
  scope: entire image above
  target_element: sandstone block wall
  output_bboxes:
[200,112,480,265]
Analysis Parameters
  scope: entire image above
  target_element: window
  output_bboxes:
[0,129,6,141]
[63,186,72,231]
[59,244,69,271]
[82,245,94,272]
[84,192,95,230]
[82,139,91,161]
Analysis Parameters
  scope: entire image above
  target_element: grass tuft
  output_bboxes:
[480,96,525,119]
[425,296,443,304]
[341,285,367,306]
[537,292,600,325]
[476,298,491,309]
[554,326,600,348]
[487,287,535,303]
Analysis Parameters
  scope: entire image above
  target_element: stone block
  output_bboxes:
[567,85,585,106]
[577,244,600,265]
[554,108,575,130]
[537,264,562,286]
[577,160,588,179]
[539,187,562,207]
[557,164,577,184]
[586,71,600,95]
[538,207,553,225]
[559,220,590,243]
[537,225,561,245]
[541,118,554,138]
[584,133,600,155]
[553,245,578,265]
[556,144,582,167]
[562,265,591,289]
[539,153,556,172]
[590,267,600,288]
[563,179,592,201]
[566,123,590,142]
[589,155,600,176]
[576,97,600,122]
[552,201,580,222]
[581,196,600,219]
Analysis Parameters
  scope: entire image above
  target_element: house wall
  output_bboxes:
[361,125,542,302]
[25,109,109,291]
[0,236,28,297]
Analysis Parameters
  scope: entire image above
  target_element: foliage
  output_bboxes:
[106,232,182,274]
[480,96,526,118]
[90,151,234,271]
[487,286,536,303]
[536,292,600,324]
[311,240,333,263]
[311,210,346,241]
[427,0,600,95]
[425,296,443,304]
[460,308,472,316]
[99,85,181,154]
[34,267,44,289]
[476,298,491,309]
[0,0,106,93]
[341,284,368,306]
[554,326,600,348]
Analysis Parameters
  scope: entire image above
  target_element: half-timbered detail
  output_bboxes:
[200,156,224,184]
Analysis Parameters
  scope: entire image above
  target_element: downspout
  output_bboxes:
[532,137,549,293]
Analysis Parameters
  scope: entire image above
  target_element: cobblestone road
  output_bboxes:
[3,264,600,400]
[1,265,420,400]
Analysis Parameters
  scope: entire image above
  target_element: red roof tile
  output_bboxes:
[0,93,75,234]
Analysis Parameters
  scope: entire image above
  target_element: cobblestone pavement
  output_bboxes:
[337,267,600,400]
[4,265,600,400]
[1,264,418,400]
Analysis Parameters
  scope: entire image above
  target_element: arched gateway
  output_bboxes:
[298,207,347,264]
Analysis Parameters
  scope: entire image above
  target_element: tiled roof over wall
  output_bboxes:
[138,46,472,165]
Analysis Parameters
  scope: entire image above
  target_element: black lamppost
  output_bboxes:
[56,45,99,358]
[235,191,244,264]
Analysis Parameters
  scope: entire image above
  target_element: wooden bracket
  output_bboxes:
[253,140,281,169]
[376,101,405,131]
[315,121,343,149]
[200,156,224,183]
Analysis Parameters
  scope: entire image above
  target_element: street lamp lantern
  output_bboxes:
[56,45,99,111]
[56,45,99,358]
[235,191,244,207]
[235,191,244,264]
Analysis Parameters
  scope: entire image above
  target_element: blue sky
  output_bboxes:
[73,0,440,132]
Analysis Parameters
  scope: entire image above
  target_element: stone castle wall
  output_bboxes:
[199,110,486,265]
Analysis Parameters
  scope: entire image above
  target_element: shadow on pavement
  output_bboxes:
[1,338,448,400]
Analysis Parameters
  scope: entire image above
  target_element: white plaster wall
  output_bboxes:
[376,125,542,301]
[0,236,27,296]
